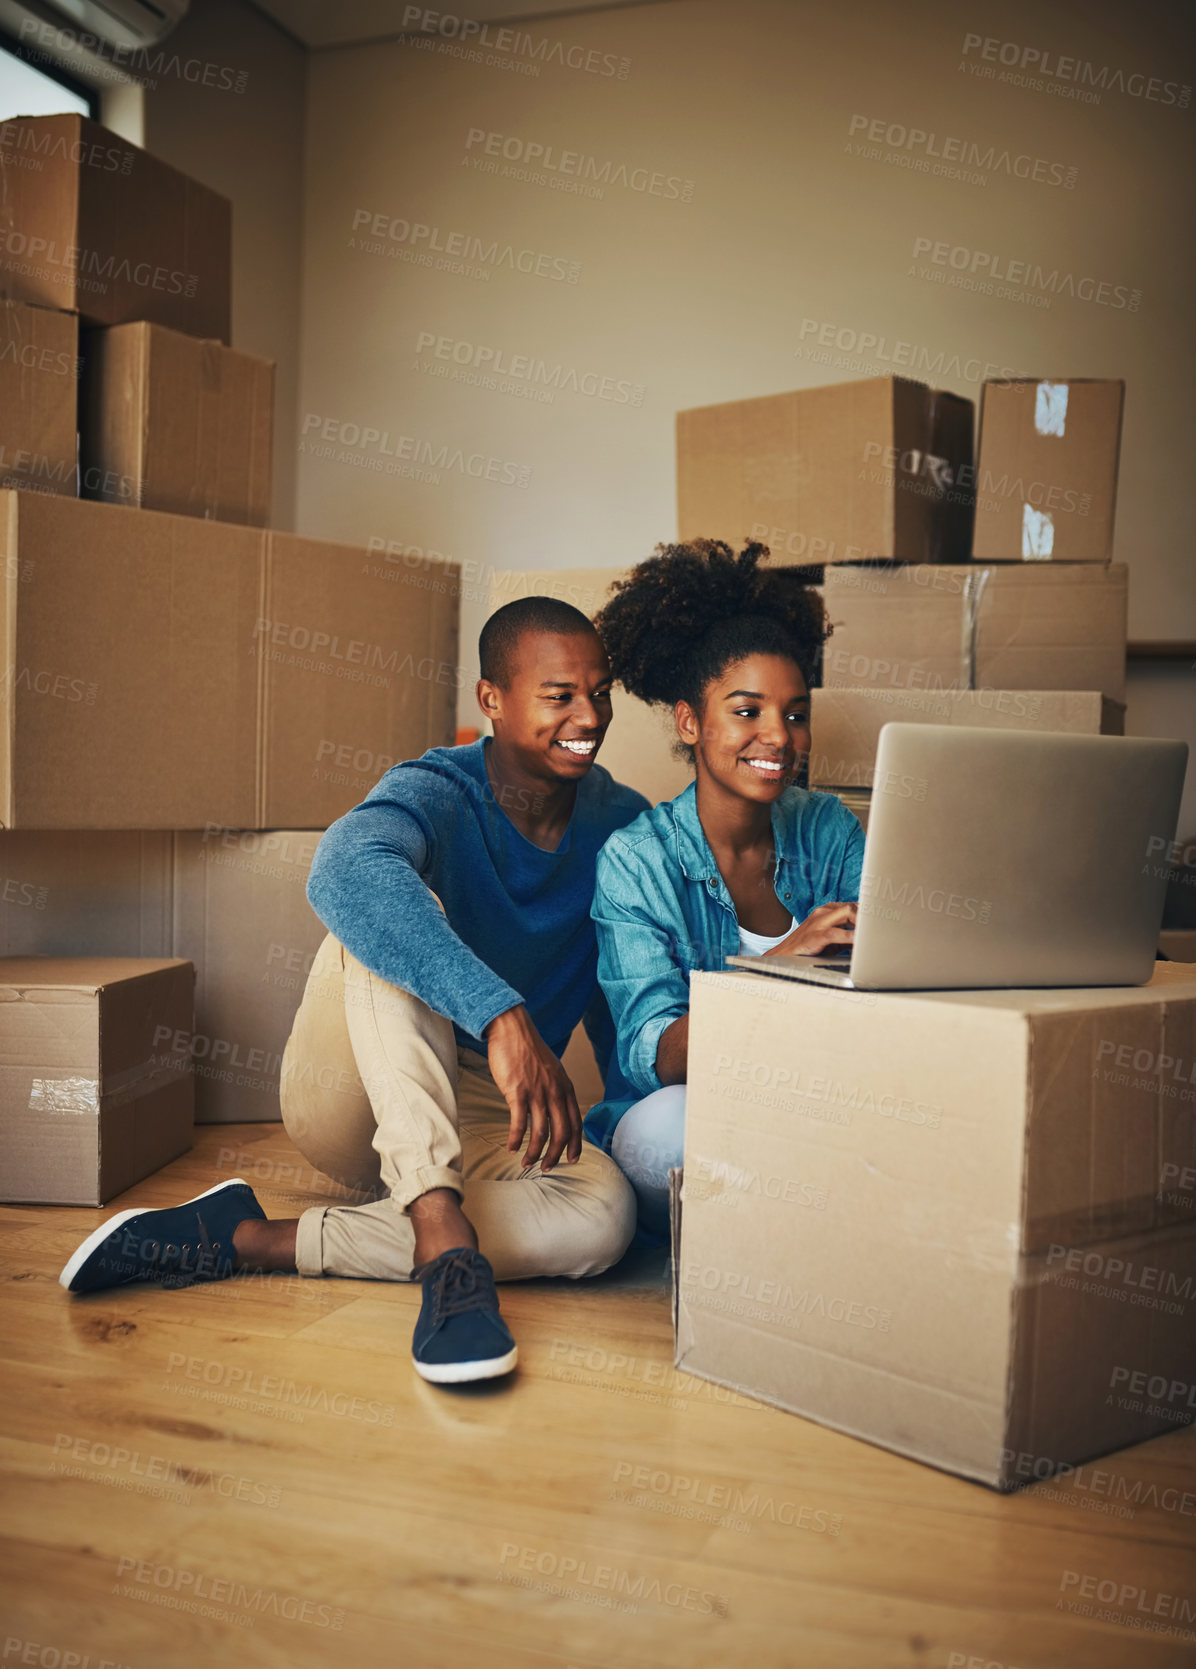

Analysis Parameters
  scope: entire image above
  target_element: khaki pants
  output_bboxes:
[280,933,636,1283]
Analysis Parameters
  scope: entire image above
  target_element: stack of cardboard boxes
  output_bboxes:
[676,373,1128,827]
[0,116,459,1203]
[665,374,1196,1485]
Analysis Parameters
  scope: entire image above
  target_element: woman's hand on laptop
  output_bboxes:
[486,1004,583,1171]
[765,901,858,959]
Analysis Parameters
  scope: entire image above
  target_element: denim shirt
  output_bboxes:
[585,779,865,1151]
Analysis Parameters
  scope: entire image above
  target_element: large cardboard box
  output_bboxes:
[822,562,1127,703]
[80,322,273,524]
[0,492,459,828]
[489,566,692,807]
[0,830,327,1124]
[676,377,974,565]
[810,687,1125,788]
[0,299,78,497]
[675,962,1196,1488]
[0,955,194,1205]
[0,490,260,827]
[0,115,231,341]
[972,379,1124,562]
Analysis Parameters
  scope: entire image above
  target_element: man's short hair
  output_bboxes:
[479,596,597,687]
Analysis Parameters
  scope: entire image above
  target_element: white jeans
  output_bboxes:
[610,1084,687,1237]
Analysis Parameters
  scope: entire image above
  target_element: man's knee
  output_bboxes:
[562,1156,637,1277]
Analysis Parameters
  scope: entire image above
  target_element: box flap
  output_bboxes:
[0,954,190,994]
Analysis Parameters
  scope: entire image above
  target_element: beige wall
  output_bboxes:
[141,0,306,528]
[289,0,1193,819]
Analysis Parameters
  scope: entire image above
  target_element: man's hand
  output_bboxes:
[766,901,858,958]
[485,1005,582,1170]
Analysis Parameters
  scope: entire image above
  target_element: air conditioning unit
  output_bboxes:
[8,0,189,50]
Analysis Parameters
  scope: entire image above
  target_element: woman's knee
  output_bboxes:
[611,1085,686,1193]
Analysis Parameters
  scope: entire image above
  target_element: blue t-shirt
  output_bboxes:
[305,740,649,1067]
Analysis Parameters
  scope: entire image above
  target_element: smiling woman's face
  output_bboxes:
[677,653,810,803]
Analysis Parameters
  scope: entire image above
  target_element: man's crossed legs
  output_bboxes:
[60,933,636,1383]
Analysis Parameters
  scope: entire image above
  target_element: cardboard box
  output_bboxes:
[80,322,273,524]
[675,962,1196,1488]
[0,831,171,956]
[822,562,1127,703]
[563,1024,605,1115]
[489,566,693,806]
[0,489,260,827]
[1160,931,1196,963]
[0,491,459,828]
[0,300,78,498]
[0,115,230,341]
[169,829,325,1123]
[1162,836,1196,931]
[0,955,194,1205]
[0,830,327,1124]
[828,788,871,833]
[972,379,1124,562]
[676,377,974,564]
[811,688,1125,788]
[260,530,459,828]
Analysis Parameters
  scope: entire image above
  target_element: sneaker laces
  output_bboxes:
[151,1213,232,1289]
[426,1249,498,1323]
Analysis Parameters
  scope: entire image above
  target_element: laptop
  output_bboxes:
[728,723,1188,991]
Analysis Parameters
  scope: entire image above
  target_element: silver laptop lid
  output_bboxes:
[734,725,1187,991]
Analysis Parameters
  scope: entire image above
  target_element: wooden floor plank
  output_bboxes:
[3,1124,1195,1667]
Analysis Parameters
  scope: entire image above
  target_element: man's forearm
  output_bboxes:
[306,812,521,1042]
[655,1014,689,1086]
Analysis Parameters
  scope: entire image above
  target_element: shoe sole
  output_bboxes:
[58,1177,254,1293]
[413,1344,518,1384]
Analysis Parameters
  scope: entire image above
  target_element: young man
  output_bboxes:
[60,597,649,1385]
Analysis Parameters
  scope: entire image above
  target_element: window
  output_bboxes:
[0,30,98,122]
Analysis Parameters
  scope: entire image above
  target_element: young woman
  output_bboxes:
[587,540,863,1234]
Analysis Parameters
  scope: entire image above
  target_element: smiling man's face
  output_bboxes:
[480,628,614,783]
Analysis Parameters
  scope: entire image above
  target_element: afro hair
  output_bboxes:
[593,539,828,716]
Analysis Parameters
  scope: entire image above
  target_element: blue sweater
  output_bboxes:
[305,741,649,1072]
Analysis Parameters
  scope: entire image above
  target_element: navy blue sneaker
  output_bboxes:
[411,1246,517,1384]
[59,1179,266,1295]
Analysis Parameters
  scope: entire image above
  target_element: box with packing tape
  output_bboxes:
[0,955,194,1205]
[0,298,78,498]
[0,828,329,1125]
[810,687,1125,789]
[972,378,1124,562]
[672,962,1196,1488]
[677,376,974,565]
[0,114,230,340]
[822,562,1127,703]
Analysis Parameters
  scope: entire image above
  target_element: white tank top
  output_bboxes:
[737,916,799,956]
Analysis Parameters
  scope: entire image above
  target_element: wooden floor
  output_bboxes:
[3,1123,1195,1669]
